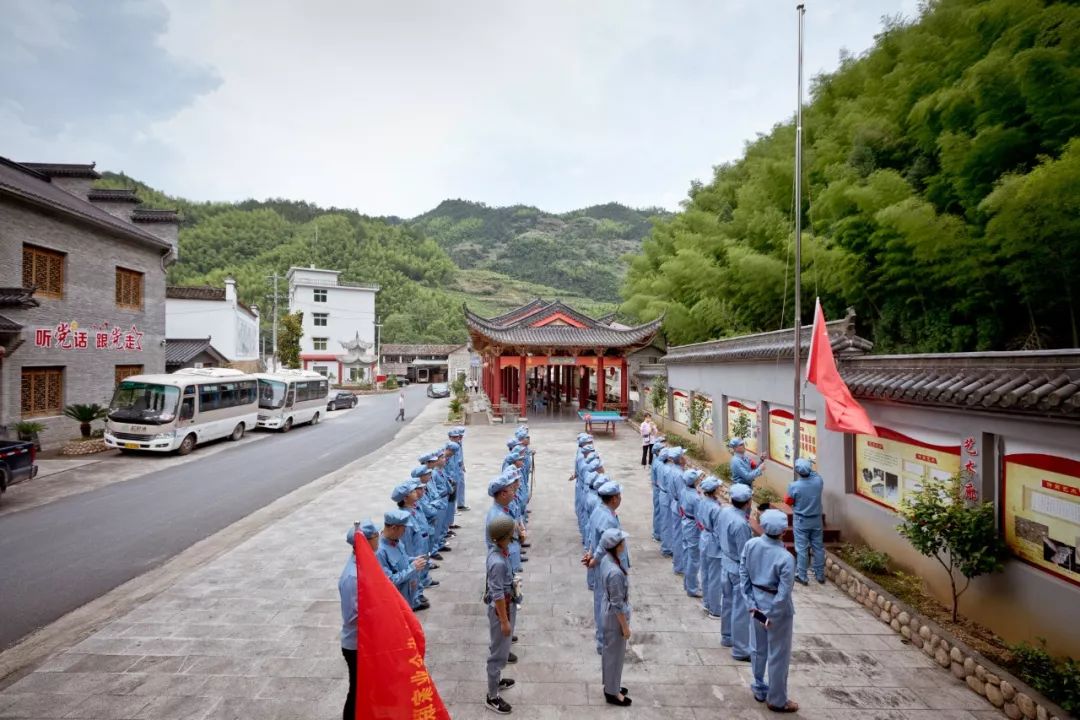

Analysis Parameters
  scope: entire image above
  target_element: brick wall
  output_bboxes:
[0,201,168,448]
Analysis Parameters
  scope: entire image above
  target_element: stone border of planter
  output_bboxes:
[825,552,1072,720]
[59,439,111,456]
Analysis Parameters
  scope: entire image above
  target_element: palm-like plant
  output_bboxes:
[64,403,109,439]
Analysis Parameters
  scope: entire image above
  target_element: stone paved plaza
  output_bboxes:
[0,400,1003,719]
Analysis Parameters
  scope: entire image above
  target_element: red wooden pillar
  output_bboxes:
[493,359,502,415]
[597,355,606,411]
[620,357,628,414]
[519,356,527,417]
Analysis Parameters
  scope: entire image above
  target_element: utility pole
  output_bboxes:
[374,315,383,382]
[266,273,283,372]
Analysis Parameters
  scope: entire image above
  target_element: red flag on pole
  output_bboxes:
[354,535,449,720]
[805,299,878,437]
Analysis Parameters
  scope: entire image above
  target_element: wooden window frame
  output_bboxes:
[115,267,144,310]
[115,364,144,386]
[21,366,64,418]
[22,244,65,299]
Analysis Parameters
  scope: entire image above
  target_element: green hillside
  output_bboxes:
[412,199,669,303]
[622,0,1080,352]
[95,174,617,343]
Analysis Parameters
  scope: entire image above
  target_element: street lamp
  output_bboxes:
[374,316,383,383]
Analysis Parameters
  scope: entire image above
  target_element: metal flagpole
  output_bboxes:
[792,3,805,467]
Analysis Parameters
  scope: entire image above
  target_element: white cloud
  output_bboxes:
[1,0,920,216]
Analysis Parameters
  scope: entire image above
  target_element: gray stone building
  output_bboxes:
[0,158,178,448]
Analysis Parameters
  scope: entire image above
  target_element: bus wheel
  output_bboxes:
[177,434,197,455]
[282,418,293,433]
[310,412,320,425]
[229,423,245,441]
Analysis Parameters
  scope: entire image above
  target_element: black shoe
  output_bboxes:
[447,531,457,537]
[621,687,629,695]
[431,553,444,561]
[507,652,518,664]
[485,696,512,714]
[428,580,441,587]
[458,506,471,511]
[604,692,631,706]
[419,594,430,603]
[428,563,440,570]
[794,577,808,586]
[521,543,531,548]
[413,601,430,611]
[499,678,516,690]
[439,546,452,552]
[449,524,461,530]
[817,577,826,584]
[511,635,518,644]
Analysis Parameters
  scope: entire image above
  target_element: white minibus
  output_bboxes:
[254,370,329,431]
[104,368,259,454]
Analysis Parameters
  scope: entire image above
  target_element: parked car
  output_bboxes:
[393,376,411,386]
[427,382,451,399]
[327,391,358,411]
[0,439,38,496]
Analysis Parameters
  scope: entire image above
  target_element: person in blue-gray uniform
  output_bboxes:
[376,509,428,610]
[698,476,724,618]
[393,480,435,592]
[486,473,523,574]
[730,437,766,487]
[650,438,667,541]
[740,508,798,713]
[679,468,705,597]
[787,457,826,585]
[340,519,379,720]
[578,457,604,541]
[665,449,689,574]
[484,514,519,715]
[598,527,632,708]
[412,466,444,557]
[654,448,675,558]
[584,481,627,656]
[719,482,755,659]
[448,427,469,511]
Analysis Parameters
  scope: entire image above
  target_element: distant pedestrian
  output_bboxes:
[339,519,380,720]
[396,390,406,422]
[640,413,657,466]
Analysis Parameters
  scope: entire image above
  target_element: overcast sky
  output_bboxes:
[0,0,920,217]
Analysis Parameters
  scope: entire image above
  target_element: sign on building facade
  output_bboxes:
[672,389,690,426]
[33,321,144,352]
[854,426,960,512]
[1003,446,1080,587]
[768,407,817,467]
[726,399,759,452]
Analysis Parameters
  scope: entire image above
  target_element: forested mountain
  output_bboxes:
[97,174,616,343]
[622,0,1080,352]
[412,200,669,302]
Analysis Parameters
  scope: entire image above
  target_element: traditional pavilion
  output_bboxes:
[464,300,664,419]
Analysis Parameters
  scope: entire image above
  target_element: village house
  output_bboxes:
[166,278,261,372]
[0,158,178,447]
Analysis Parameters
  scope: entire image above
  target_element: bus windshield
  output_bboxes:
[258,379,288,409]
[109,382,180,424]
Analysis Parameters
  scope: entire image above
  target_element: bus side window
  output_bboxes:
[180,397,195,420]
[285,387,295,408]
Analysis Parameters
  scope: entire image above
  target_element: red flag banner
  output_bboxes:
[805,299,878,437]
[354,535,449,720]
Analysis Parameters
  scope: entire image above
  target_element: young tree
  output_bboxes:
[277,311,303,369]
[649,376,668,416]
[897,474,1008,622]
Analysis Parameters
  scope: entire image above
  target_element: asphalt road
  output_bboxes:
[0,385,433,651]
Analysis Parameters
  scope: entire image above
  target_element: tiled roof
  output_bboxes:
[88,188,141,204]
[380,344,463,356]
[486,299,550,326]
[465,304,663,350]
[840,350,1080,419]
[0,157,170,251]
[167,285,226,301]
[19,162,100,179]
[0,287,39,308]
[663,308,872,364]
[165,338,227,365]
[0,313,23,333]
[131,208,179,223]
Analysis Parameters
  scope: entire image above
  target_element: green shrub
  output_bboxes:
[449,397,463,415]
[650,376,668,415]
[1009,639,1080,714]
[385,376,399,389]
[753,485,781,507]
[664,432,686,448]
[841,543,891,575]
[715,463,732,482]
[451,377,466,397]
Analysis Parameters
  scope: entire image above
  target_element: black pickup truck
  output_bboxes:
[0,439,38,496]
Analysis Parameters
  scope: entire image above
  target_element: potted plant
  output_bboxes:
[14,420,45,451]
[63,403,110,439]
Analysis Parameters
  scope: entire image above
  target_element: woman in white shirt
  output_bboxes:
[640,413,657,466]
